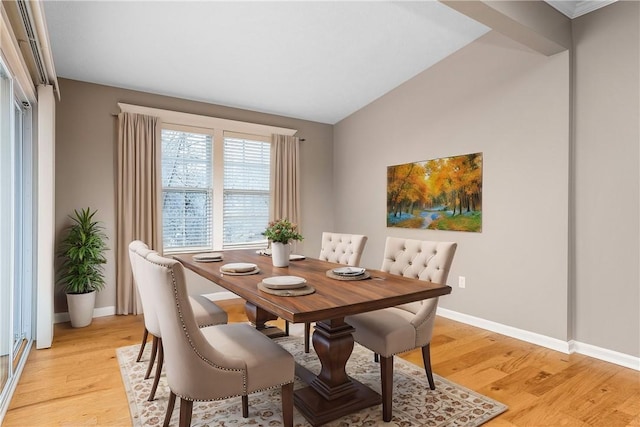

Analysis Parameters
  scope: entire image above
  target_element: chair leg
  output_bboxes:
[145,335,159,380]
[178,398,193,427]
[136,328,149,362]
[148,338,164,401]
[304,322,311,353]
[380,355,394,422]
[163,391,177,427]
[281,382,294,427]
[421,343,436,390]
[242,395,248,418]
[284,320,289,336]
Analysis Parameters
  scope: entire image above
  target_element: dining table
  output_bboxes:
[174,249,451,426]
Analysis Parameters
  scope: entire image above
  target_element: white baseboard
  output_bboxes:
[437,307,639,371]
[437,307,570,353]
[569,340,640,371]
[54,305,116,324]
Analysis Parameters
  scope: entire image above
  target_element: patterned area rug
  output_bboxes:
[116,336,507,426]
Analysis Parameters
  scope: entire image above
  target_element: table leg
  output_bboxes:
[244,302,287,338]
[294,318,381,426]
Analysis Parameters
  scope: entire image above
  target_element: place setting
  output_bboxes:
[326,266,370,281]
[219,262,260,275]
[258,275,315,296]
[191,252,224,263]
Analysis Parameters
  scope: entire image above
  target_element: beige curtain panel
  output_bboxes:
[116,112,162,315]
[270,134,300,226]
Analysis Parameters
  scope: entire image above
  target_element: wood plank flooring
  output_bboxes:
[4,298,639,426]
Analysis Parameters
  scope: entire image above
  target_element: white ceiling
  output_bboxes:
[43,1,490,124]
[42,1,615,125]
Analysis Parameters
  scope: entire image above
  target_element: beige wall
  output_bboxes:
[334,30,571,341]
[333,2,639,358]
[572,1,639,357]
[54,79,334,312]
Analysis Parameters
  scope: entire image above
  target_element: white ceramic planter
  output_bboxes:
[271,242,291,267]
[66,290,96,328]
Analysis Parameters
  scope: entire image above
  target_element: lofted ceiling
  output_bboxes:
[545,0,617,18]
[42,1,615,125]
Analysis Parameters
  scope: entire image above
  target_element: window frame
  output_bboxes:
[161,124,273,253]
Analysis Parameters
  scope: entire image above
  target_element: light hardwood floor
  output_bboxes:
[4,298,639,426]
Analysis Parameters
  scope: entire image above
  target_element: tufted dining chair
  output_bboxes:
[131,247,294,427]
[318,232,368,266]
[128,241,228,403]
[345,237,457,422]
[296,232,368,353]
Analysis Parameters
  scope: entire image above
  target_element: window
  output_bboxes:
[161,127,271,252]
[161,129,213,251]
[223,135,270,247]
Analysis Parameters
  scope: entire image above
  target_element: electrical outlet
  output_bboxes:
[458,276,466,288]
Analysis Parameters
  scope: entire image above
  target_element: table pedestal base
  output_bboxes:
[244,302,287,338]
[294,381,381,426]
[294,364,381,426]
[293,318,382,426]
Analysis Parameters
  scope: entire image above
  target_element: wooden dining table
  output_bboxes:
[174,249,451,426]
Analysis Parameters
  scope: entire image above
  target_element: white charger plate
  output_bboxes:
[193,252,223,262]
[333,267,366,276]
[262,275,307,289]
[220,263,258,273]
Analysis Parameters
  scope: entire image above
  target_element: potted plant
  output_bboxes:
[57,207,109,327]
[263,218,303,267]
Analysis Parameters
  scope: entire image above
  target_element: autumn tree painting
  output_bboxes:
[387,152,482,232]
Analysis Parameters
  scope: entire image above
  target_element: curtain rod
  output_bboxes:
[111,112,305,141]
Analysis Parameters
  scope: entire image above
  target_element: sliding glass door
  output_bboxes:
[0,58,34,420]
[0,59,11,404]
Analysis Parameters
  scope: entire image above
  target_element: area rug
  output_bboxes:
[117,336,507,426]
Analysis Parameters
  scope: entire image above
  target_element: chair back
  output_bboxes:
[381,237,457,344]
[318,232,368,266]
[130,248,246,400]
[381,237,456,284]
[128,240,161,337]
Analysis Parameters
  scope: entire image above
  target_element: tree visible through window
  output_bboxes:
[161,128,270,252]
[161,129,213,251]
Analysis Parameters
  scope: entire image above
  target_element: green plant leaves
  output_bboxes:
[57,207,109,294]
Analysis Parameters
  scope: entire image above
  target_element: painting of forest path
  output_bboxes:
[387,152,482,232]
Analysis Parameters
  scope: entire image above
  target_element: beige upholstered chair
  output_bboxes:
[318,232,368,266]
[131,247,294,427]
[298,232,368,353]
[345,237,457,422]
[128,241,228,402]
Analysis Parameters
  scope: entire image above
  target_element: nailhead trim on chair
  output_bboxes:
[409,300,438,336]
[149,257,293,403]
[145,257,246,401]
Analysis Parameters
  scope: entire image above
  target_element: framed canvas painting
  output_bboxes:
[387,152,482,232]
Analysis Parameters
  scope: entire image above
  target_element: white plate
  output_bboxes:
[221,268,261,276]
[289,254,306,261]
[220,263,258,273]
[193,252,223,262]
[262,276,307,289]
[333,267,366,276]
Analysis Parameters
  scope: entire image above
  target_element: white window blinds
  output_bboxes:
[223,136,270,248]
[161,129,213,251]
[161,128,271,252]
